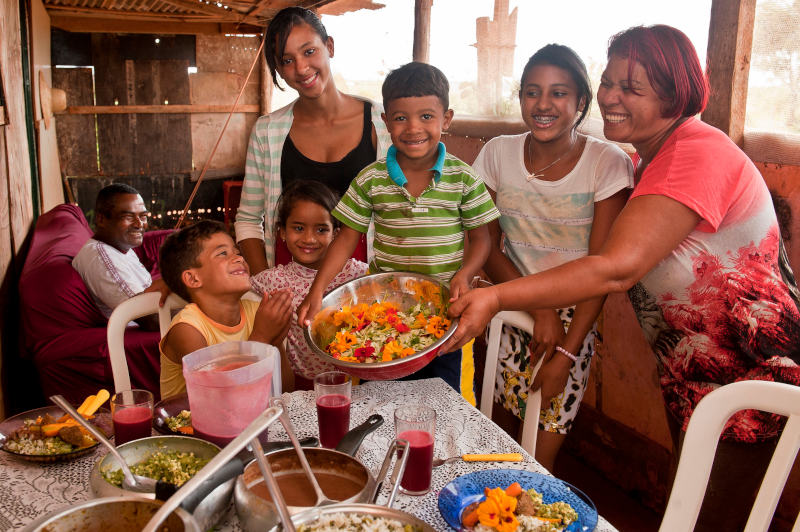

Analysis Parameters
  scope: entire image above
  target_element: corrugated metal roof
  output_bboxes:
[42,0,384,32]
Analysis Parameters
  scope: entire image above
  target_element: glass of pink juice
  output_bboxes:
[394,404,436,495]
[314,372,351,448]
[111,389,153,445]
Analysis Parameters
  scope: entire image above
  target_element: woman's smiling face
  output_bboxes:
[597,55,674,147]
[519,63,582,143]
[276,22,334,98]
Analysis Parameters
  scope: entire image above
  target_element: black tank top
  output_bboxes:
[281,101,376,196]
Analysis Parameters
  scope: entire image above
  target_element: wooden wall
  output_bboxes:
[51,32,262,228]
[1,0,36,419]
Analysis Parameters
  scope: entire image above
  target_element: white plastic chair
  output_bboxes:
[106,292,188,393]
[480,310,543,456]
[659,380,800,532]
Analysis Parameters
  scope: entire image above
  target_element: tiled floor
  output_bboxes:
[553,450,662,532]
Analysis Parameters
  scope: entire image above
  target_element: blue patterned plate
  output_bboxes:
[438,468,597,531]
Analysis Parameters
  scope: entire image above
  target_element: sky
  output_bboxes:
[272,0,713,109]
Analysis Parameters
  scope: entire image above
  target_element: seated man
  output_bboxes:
[72,183,167,328]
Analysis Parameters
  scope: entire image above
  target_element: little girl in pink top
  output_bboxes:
[250,181,367,389]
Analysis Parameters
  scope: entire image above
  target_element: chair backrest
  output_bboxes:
[481,310,541,456]
[659,380,800,532]
[107,292,189,393]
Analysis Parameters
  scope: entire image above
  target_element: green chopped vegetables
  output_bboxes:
[103,449,209,487]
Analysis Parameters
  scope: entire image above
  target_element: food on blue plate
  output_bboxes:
[461,482,578,532]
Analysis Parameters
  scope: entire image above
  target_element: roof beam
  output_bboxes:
[158,0,262,25]
[50,14,262,34]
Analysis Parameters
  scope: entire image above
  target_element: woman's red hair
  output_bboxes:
[608,25,709,118]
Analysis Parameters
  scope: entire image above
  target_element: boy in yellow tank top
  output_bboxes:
[158,220,291,399]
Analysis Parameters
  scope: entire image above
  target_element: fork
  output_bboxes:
[432,452,523,468]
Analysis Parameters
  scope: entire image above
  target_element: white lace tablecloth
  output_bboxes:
[0,378,618,531]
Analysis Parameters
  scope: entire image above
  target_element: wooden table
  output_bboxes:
[0,378,619,531]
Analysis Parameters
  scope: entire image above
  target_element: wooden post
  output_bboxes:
[260,49,272,115]
[413,0,433,63]
[702,0,757,147]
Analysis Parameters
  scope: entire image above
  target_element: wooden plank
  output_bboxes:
[130,59,192,174]
[43,4,249,23]
[260,53,272,115]
[412,0,432,63]
[702,0,756,146]
[0,0,34,254]
[52,67,98,176]
[158,0,262,25]
[60,104,260,114]
[93,34,134,175]
[196,34,260,77]
[32,0,64,211]
[0,129,13,297]
[50,15,262,35]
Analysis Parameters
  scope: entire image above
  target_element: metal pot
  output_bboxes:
[89,435,234,531]
[304,272,458,380]
[21,496,201,532]
[235,414,385,532]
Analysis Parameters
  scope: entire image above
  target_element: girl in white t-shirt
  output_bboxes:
[250,181,367,390]
[472,44,633,470]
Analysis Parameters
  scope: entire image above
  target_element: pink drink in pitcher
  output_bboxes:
[184,348,275,445]
[397,429,435,493]
[316,393,351,448]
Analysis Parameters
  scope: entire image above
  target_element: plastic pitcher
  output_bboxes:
[182,341,280,446]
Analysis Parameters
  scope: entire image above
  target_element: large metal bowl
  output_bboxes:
[89,435,233,531]
[304,272,457,380]
[21,496,200,532]
[270,503,435,532]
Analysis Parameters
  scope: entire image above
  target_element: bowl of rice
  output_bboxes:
[276,503,435,532]
[304,272,458,380]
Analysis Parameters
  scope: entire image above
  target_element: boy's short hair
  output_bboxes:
[382,62,449,111]
[159,220,229,302]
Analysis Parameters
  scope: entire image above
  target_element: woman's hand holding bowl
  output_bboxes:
[439,286,501,353]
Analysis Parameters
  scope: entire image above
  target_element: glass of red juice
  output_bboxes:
[314,371,351,448]
[394,404,436,495]
[111,389,153,445]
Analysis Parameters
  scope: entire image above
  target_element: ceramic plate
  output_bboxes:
[438,468,597,532]
[152,393,191,436]
[0,405,112,462]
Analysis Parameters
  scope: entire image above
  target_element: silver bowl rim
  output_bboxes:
[92,434,223,488]
[286,502,435,531]
[302,272,459,370]
[21,496,199,532]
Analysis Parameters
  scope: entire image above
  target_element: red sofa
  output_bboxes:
[19,204,169,404]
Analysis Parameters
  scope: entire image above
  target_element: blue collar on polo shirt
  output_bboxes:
[386,142,447,187]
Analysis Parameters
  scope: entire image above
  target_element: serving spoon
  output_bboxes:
[49,395,158,493]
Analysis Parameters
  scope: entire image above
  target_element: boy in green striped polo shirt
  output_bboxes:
[298,62,500,392]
